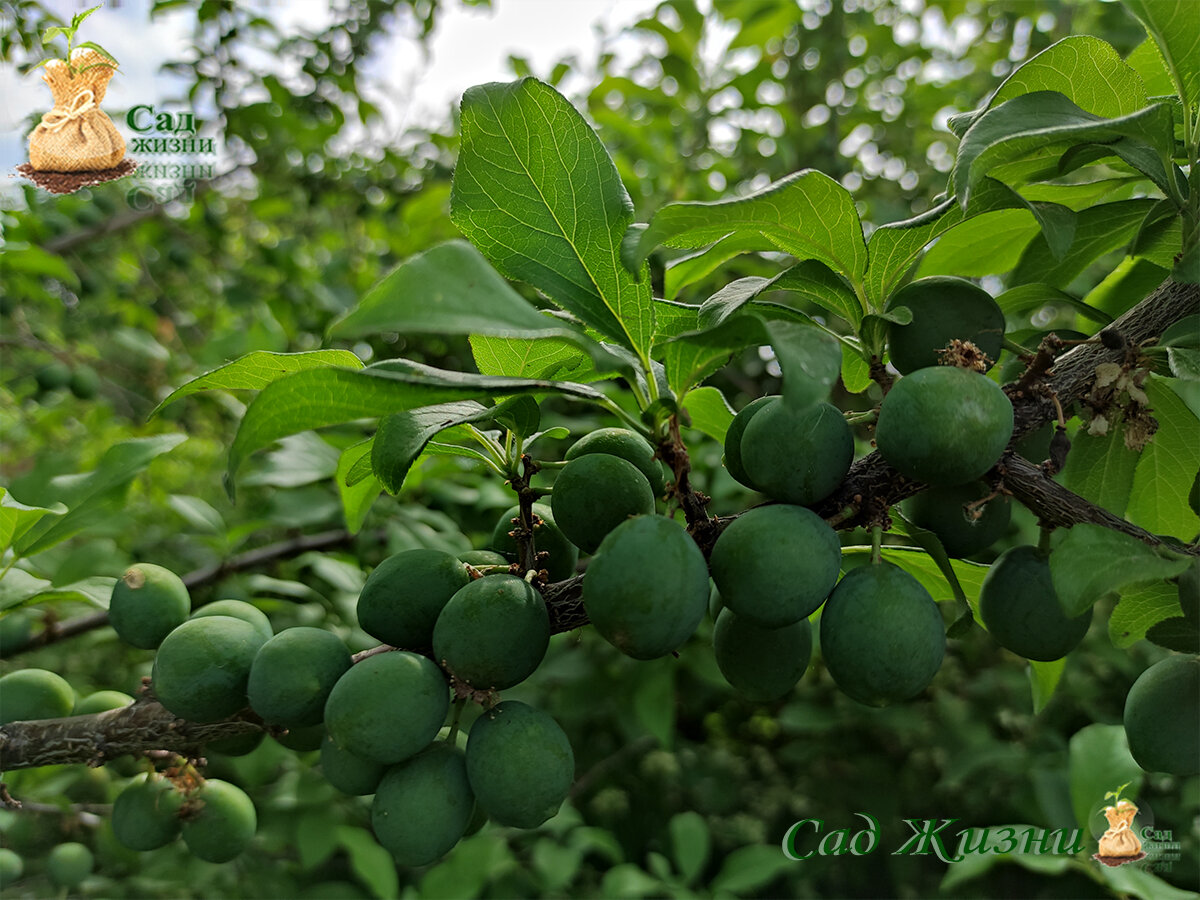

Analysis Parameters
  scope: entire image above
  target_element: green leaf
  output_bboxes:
[1144,614,1200,652]
[328,240,622,373]
[841,345,872,393]
[1049,523,1191,616]
[2,243,81,288]
[336,440,381,534]
[152,350,364,417]
[13,435,187,557]
[710,845,793,895]
[680,386,734,444]
[917,209,1042,279]
[1029,658,1066,714]
[653,300,763,396]
[0,570,115,612]
[627,169,868,285]
[994,283,1114,325]
[336,825,399,900]
[1068,723,1143,832]
[1095,861,1200,900]
[71,5,102,30]
[599,865,662,899]
[865,179,1026,303]
[760,320,842,410]
[1122,0,1200,113]
[471,335,603,382]
[952,92,1175,207]
[988,35,1148,118]
[1109,581,1185,649]
[0,488,66,556]
[632,660,674,749]
[700,260,863,329]
[372,401,500,495]
[669,811,710,885]
[1167,348,1200,380]
[1127,379,1200,538]
[295,810,340,871]
[226,361,605,493]
[72,41,118,66]
[167,495,224,534]
[41,26,70,44]
[1126,38,1175,97]
[891,510,971,626]
[663,233,769,299]
[1010,199,1160,288]
[1061,426,1141,517]
[451,79,654,358]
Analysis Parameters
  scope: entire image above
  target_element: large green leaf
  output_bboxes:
[1049,524,1191,616]
[625,169,868,285]
[1127,379,1200,537]
[916,209,1041,279]
[1122,0,1200,112]
[327,240,623,373]
[152,350,364,416]
[994,284,1113,325]
[0,488,65,556]
[1061,426,1140,517]
[226,361,604,494]
[1010,199,1159,287]
[451,79,654,358]
[864,180,1028,303]
[841,546,990,616]
[988,35,1148,117]
[1029,659,1066,714]
[13,435,187,557]
[336,440,381,534]
[952,92,1175,207]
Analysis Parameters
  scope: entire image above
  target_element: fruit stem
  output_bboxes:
[446,698,466,744]
[1038,525,1053,555]
[870,525,883,565]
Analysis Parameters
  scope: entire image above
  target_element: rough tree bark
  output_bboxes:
[1,277,1196,773]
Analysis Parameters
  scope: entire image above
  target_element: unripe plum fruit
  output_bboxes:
[819,564,945,706]
[248,627,352,726]
[356,549,469,650]
[371,742,475,866]
[904,481,1011,557]
[709,505,841,629]
[432,575,550,691]
[875,366,1013,486]
[978,546,1092,661]
[713,608,812,701]
[466,701,573,828]
[1123,655,1199,776]
[152,616,267,723]
[550,454,655,554]
[109,563,191,650]
[565,427,667,495]
[740,399,853,506]
[886,276,1005,374]
[583,515,709,660]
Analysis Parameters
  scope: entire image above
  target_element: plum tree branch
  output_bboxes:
[2,280,1196,772]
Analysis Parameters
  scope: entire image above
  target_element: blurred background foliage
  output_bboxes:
[0,1,1195,897]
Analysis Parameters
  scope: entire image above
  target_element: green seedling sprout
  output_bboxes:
[30,5,119,75]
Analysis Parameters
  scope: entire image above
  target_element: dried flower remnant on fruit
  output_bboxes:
[1084,362,1157,451]
[936,339,991,373]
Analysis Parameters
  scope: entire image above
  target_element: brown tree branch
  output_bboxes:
[0,700,263,771]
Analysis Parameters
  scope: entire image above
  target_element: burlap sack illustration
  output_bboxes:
[29,49,125,172]
[1097,800,1143,858]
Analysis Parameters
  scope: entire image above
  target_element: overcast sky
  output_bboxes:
[0,0,661,187]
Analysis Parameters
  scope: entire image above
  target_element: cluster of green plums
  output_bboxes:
[3,275,1196,883]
